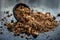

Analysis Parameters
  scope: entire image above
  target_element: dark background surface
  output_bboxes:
[0,0,60,40]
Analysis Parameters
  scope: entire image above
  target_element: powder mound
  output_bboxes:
[6,5,58,38]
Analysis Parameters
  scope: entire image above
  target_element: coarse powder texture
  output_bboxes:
[6,5,58,38]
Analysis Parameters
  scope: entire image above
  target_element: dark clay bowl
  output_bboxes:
[13,3,30,21]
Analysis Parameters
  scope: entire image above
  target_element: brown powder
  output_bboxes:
[6,5,58,38]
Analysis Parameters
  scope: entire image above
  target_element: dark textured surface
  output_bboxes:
[0,0,60,40]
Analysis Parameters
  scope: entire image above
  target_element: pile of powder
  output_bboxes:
[6,5,58,38]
